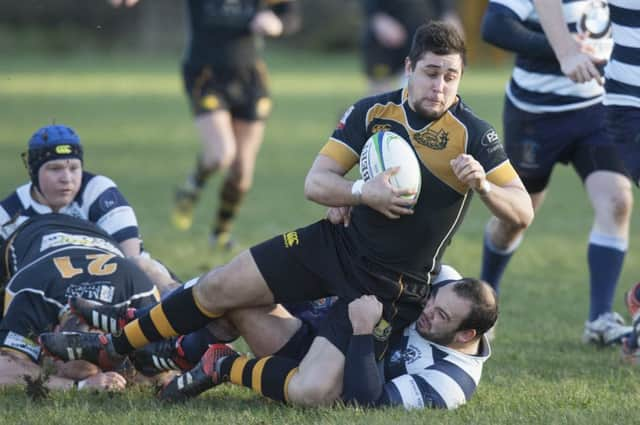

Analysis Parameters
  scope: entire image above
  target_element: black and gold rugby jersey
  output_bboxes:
[185,0,295,67]
[0,214,159,362]
[321,88,518,280]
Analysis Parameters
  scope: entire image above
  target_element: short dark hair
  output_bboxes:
[452,278,498,336]
[407,20,466,70]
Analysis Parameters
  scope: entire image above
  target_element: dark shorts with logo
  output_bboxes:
[606,105,640,185]
[182,60,271,121]
[250,219,427,355]
[503,98,626,193]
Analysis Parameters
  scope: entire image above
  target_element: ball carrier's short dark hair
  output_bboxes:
[407,20,467,70]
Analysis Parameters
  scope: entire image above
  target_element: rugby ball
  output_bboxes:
[359,131,421,200]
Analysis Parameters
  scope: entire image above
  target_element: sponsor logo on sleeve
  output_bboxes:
[337,105,355,130]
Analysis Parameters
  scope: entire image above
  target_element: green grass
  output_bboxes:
[1,49,640,424]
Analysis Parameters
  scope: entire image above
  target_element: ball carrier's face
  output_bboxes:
[404,51,463,120]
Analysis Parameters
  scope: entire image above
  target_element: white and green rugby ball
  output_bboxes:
[359,131,421,200]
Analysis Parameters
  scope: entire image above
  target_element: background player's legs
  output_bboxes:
[583,171,631,326]
[211,118,265,249]
[173,110,236,230]
[481,191,546,294]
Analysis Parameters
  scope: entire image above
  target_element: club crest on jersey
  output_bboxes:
[283,231,299,248]
[404,345,420,364]
[371,123,392,134]
[373,319,392,341]
[415,128,449,150]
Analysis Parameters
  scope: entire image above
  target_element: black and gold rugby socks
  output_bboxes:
[111,286,221,354]
[219,354,299,403]
[212,177,246,237]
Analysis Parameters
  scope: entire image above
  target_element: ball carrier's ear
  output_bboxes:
[359,131,422,200]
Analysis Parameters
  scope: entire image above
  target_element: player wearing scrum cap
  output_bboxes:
[0,124,142,258]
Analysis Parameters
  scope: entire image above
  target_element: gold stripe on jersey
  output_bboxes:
[319,139,359,171]
[486,160,519,186]
[410,111,469,194]
[150,304,178,339]
[366,102,406,130]
[3,291,12,316]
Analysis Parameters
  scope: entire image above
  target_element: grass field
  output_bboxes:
[1,49,640,424]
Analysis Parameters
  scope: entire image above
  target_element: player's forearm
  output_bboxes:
[481,6,556,59]
[342,334,384,406]
[304,170,360,208]
[532,0,577,60]
[478,185,534,230]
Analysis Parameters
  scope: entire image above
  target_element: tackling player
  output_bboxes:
[38,22,533,401]
[480,0,632,344]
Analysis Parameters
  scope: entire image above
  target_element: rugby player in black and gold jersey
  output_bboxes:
[40,21,534,404]
[0,214,161,391]
[110,0,300,249]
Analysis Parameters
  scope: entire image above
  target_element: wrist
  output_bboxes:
[351,179,364,205]
[475,179,491,196]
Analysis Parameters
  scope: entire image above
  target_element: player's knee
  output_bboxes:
[193,267,232,312]
[609,187,633,226]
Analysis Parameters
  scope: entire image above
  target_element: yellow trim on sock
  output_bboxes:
[283,367,299,403]
[230,356,249,385]
[251,356,271,394]
[125,320,150,349]
[193,292,222,319]
[149,304,178,338]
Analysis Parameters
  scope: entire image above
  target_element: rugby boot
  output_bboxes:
[209,231,236,252]
[172,185,200,231]
[39,331,125,370]
[69,297,136,334]
[158,343,238,402]
[625,282,640,320]
[132,336,194,377]
[582,312,633,346]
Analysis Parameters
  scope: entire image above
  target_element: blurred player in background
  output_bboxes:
[479,0,633,344]
[0,214,159,392]
[0,124,142,258]
[361,0,463,95]
[111,0,300,250]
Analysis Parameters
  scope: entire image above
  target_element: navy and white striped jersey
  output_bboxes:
[491,0,610,113]
[0,172,139,246]
[382,324,491,410]
[604,0,640,108]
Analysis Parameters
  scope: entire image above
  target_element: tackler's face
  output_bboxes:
[405,51,463,120]
[416,283,472,346]
[37,158,82,211]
